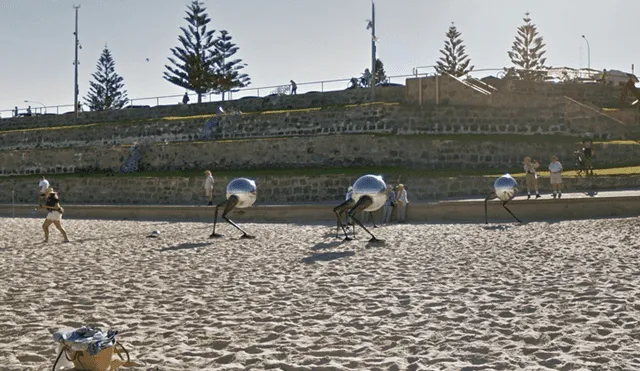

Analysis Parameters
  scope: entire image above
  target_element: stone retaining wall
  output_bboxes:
[1,135,637,176]
[4,103,623,151]
[2,173,638,205]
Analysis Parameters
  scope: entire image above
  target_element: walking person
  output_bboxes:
[290,80,297,95]
[345,186,353,226]
[40,187,70,243]
[381,184,395,224]
[523,156,541,199]
[395,184,409,223]
[549,156,564,199]
[182,92,190,105]
[582,137,595,176]
[204,170,215,205]
[38,175,50,207]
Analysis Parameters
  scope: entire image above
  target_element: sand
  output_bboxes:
[0,216,639,370]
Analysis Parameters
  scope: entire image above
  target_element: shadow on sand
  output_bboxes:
[160,242,213,252]
[311,241,344,251]
[301,251,356,264]
[482,224,515,231]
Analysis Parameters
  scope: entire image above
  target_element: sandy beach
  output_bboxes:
[0,216,639,370]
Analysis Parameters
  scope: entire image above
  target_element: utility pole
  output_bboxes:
[370,0,376,101]
[73,5,81,118]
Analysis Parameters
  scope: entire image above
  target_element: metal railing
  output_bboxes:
[0,73,414,119]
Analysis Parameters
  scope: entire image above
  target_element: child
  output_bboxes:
[523,157,541,199]
[548,156,563,199]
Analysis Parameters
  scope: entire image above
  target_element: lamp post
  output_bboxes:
[73,4,81,118]
[581,35,591,71]
[24,100,46,114]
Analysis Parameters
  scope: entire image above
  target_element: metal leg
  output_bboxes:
[502,200,523,223]
[484,191,497,224]
[348,196,382,243]
[333,199,355,241]
[210,196,254,239]
[370,212,377,228]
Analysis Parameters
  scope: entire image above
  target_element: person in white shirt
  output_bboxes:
[345,186,353,225]
[395,184,409,223]
[38,176,50,206]
[523,157,540,199]
[548,156,563,199]
[204,170,215,205]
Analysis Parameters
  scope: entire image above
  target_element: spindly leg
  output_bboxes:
[222,195,254,239]
[502,200,523,223]
[333,199,355,240]
[209,199,228,238]
[484,191,497,224]
[369,212,377,228]
[348,196,382,243]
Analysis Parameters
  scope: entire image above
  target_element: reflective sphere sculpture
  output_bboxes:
[226,178,257,208]
[494,174,518,202]
[351,174,387,212]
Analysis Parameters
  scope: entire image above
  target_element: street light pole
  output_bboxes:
[370,0,376,101]
[581,35,590,71]
[73,4,81,118]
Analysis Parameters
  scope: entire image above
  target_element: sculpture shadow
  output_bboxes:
[311,241,344,251]
[482,225,515,231]
[301,251,356,264]
[160,242,213,252]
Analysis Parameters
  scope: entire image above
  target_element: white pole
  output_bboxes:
[11,190,15,218]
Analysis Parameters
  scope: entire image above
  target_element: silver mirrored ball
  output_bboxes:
[226,178,257,208]
[494,174,518,202]
[351,174,387,212]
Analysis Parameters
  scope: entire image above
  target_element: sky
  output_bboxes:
[1,0,639,118]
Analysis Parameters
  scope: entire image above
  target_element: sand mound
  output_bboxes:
[0,216,639,370]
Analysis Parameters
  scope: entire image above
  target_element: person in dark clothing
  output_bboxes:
[40,187,70,243]
[182,92,190,105]
[290,80,297,95]
[582,138,595,175]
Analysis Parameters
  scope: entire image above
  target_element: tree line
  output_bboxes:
[85,5,547,111]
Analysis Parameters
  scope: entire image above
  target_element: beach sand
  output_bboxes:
[0,216,639,370]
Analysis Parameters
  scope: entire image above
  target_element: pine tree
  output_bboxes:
[210,30,251,101]
[84,45,128,111]
[507,12,548,81]
[434,22,474,77]
[164,0,217,103]
[374,59,388,84]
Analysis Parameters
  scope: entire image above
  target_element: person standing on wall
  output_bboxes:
[38,176,50,207]
[548,156,564,199]
[40,187,70,243]
[523,157,541,199]
[582,137,595,176]
[204,170,215,205]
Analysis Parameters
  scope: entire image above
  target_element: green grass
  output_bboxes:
[9,165,640,181]
[0,102,398,135]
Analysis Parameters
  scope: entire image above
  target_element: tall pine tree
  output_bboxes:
[210,30,250,101]
[164,0,217,103]
[507,12,548,81]
[374,59,388,84]
[434,22,474,77]
[84,45,128,111]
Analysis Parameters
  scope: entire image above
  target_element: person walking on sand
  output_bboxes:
[41,187,70,243]
[523,157,541,199]
[549,156,564,199]
[204,170,215,205]
[396,184,409,223]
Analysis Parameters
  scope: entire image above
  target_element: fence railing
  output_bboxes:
[0,66,614,119]
[0,73,414,119]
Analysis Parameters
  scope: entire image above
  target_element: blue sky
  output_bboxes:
[1,0,639,117]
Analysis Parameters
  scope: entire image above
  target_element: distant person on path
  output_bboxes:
[40,187,70,243]
[27,106,32,116]
[183,92,190,105]
[381,184,395,224]
[204,170,215,205]
[13,106,18,117]
[548,156,563,199]
[38,176,50,206]
[290,80,297,95]
[523,156,541,199]
[345,186,353,226]
[395,184,409,223]
[582,137,595,175]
